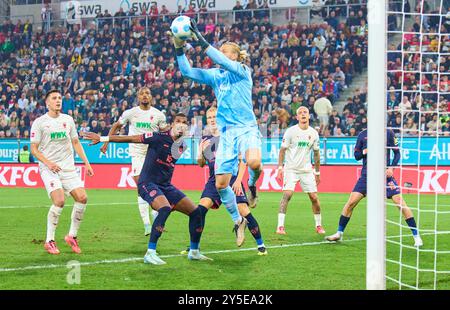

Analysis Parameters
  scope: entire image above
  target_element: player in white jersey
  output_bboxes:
[275,106,325,235]
[30,90,94,255]
[101,87,167,236]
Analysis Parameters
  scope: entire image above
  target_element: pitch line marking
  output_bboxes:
[0,230,436,273]
[0,230,437,273]
[0,238,367,273]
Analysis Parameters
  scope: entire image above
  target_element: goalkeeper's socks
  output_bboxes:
[405,217,418,236]
[338,215,351,234]
[218,186,242,223]
[245,213,264,247]
[148,206,171,250]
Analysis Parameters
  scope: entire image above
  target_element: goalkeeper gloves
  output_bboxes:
[167,31,186,56]
[189,19,210,50]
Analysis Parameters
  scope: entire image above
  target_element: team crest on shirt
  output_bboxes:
[50,181,54,188]
[31,132,35,138]
[178,145,184,154]
[63,123,67,129]
[150,116,154,121]
[150,190,157,197]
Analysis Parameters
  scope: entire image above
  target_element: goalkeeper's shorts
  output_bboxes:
[214,125,262,175]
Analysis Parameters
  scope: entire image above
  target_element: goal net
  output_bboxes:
[368,0,449,290]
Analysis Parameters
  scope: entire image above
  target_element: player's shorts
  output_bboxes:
[131,154,146,176]
[138,182,186,207]
[352,175,401,199]
[283,170,317,193]
[200,175,248,209]
[40,167,84,197]
[215,125,262,175]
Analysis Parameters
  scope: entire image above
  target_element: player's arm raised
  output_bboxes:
[83,132,145,145]
[170,31,215,86]
[100,121,123,154]
[190,20,248,79]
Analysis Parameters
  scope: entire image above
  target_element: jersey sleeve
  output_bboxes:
[140,132,159,145]
[281,129,291,148]
[30,119,41,144]
[69,117,78,140]
[118,109,132,126]
[177,54,217,87]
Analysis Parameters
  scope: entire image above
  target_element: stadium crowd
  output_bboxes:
[0,1,448,140]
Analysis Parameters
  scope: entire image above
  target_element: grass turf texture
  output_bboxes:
[0,188,448,290]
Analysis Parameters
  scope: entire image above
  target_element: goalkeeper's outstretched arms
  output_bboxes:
[170,30,215,86]
[189,20,248,79]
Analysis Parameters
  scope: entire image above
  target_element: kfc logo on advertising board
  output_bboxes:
[1,164,449,194]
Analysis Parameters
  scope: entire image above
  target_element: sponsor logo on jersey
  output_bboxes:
[150,190,157,197]
[50,131,68,139]
[144,132,153,138]
[297,141,309,148]
[136,122,152,129]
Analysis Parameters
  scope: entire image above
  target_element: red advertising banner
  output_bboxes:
[0,164,449,193]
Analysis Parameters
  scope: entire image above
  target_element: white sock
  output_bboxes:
[314,213,322,227]
[151,209,159,222]
[138,196,150,226]
[278,213,286,228]
[69,202,87,237]
[46,205,63,242]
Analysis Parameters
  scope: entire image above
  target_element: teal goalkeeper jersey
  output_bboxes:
[177,46,257,132]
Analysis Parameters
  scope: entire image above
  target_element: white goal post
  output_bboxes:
[367,0,388,290]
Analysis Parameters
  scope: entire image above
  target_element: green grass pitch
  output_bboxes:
[0,188,448,290]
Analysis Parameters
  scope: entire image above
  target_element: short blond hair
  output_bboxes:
[221,42,249,63]
[206,106,217,115]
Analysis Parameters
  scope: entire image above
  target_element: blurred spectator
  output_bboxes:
[313,94,333,134]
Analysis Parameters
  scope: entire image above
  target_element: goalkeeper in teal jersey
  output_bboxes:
[172,21,263,245]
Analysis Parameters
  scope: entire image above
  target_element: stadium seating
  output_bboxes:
[0,2,445,139]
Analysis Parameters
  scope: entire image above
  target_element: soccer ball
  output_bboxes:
[170,15,192,41]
